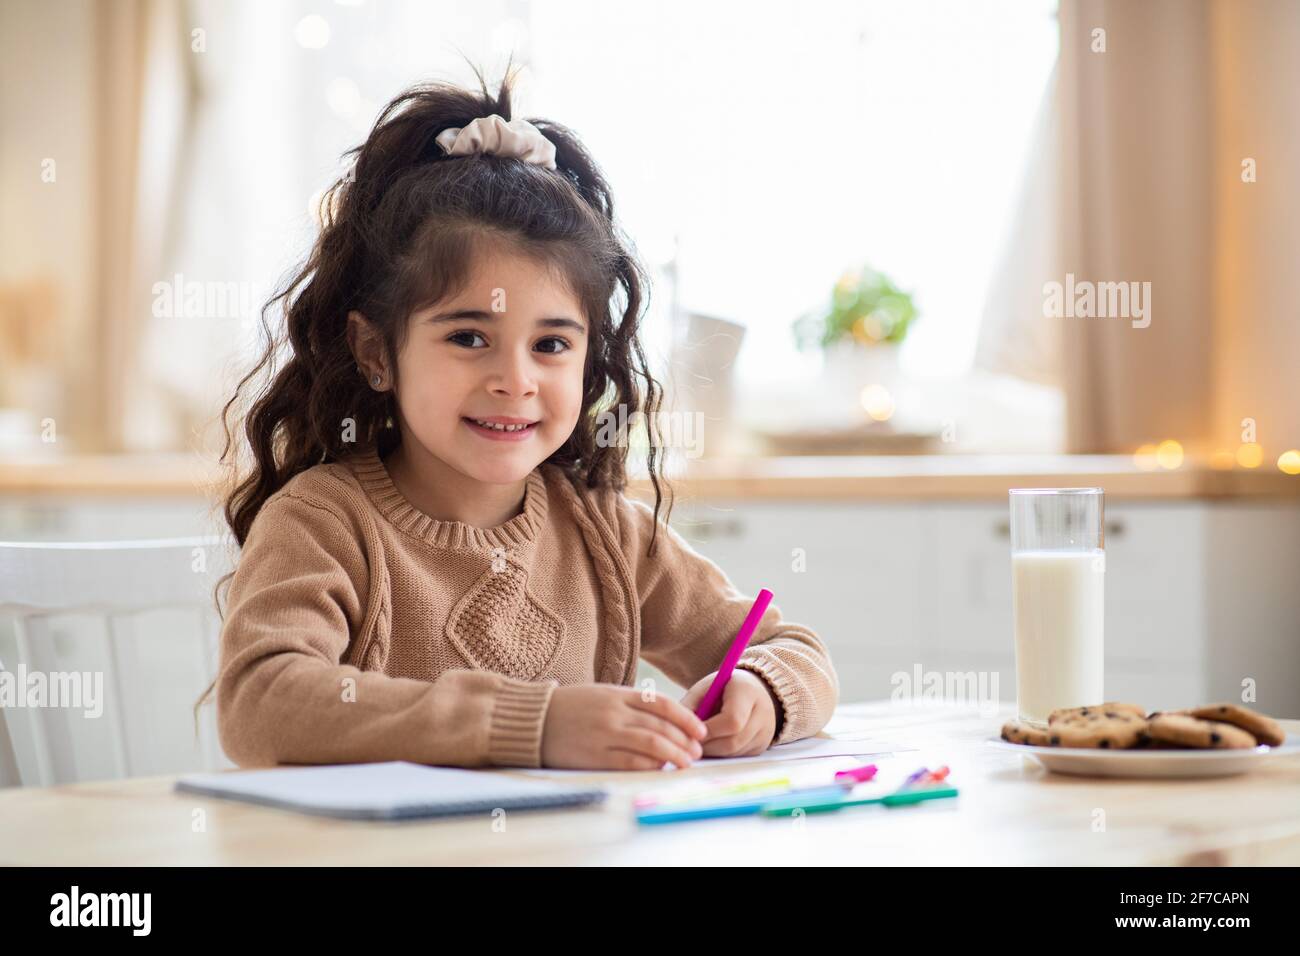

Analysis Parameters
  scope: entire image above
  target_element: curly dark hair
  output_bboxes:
[194,63,672,720]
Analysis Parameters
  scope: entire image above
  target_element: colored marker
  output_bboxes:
[901,766,931,788]
[760,784,958,817]
[694,588,774,720]
[636,784,850,825]
[834,763,879,784]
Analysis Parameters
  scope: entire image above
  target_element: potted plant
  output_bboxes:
[793,264,919,414]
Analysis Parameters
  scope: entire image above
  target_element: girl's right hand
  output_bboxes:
[541,684,708,770]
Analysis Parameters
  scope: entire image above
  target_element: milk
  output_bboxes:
[1011,549,1104,724]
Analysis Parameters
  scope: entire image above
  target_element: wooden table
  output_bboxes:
[2,700,1297,865]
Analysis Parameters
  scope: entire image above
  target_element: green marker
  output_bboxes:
[760,784,958,816]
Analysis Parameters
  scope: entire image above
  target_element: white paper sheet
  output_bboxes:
[513,734,915,777]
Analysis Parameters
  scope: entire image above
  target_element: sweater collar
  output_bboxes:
[348,445,549,550]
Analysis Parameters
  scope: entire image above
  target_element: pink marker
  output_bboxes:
[834,763,879,784]
[694,588,774,721]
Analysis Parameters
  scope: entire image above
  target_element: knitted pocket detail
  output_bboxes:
[445,562,565,681]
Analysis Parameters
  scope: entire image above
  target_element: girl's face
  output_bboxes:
[392,246,589,485]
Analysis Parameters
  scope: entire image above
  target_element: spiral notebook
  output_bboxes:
[175,761,608,820]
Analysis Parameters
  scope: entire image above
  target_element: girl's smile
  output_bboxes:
[462,416,541,440]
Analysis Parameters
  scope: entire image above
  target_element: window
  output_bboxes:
[165,0,1062,454]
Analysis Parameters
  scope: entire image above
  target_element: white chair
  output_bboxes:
[0,536,234,787]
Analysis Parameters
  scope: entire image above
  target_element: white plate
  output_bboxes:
[986,737,1300,778]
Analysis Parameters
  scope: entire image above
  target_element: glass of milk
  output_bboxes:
[1009,488,1105,726]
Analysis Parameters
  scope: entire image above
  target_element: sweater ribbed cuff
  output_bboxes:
[735,656,804,747]
[487,678,558,767]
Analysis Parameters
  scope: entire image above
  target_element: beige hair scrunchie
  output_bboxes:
[434,114,557,169]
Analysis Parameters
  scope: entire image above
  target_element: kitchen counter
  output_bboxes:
[628,454,1300,500]
[0,452,1297,501]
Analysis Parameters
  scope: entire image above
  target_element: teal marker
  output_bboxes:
[759,784,958,816]
[636,785,850,825]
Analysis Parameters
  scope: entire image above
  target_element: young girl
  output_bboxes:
[200,69,838,771]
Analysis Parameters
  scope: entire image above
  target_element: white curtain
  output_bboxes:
[972,65,1062,389]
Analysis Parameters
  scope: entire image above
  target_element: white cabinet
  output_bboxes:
[656,500,931,702]
[8,491,1298,719]
[661,498,1300,717]
[1103,505,1207,667]
[1201,505,1300,711]
[929,505,1013,658]
[0,496,219,541]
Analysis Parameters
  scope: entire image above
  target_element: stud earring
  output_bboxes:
[372,373,382,388]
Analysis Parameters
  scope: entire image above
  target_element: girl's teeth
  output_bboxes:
[473,419,532,431]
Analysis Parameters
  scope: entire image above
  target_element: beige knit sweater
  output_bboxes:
[215,446,839,768]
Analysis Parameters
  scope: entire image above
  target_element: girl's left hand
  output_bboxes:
[680,669,781,757]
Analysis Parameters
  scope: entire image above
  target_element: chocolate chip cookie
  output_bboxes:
[1048,702,1147,724]
[1049,710,1149,749]
[1172,704,1285,747]
[1001,719,1057,746]
[1145,713,1257,749]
